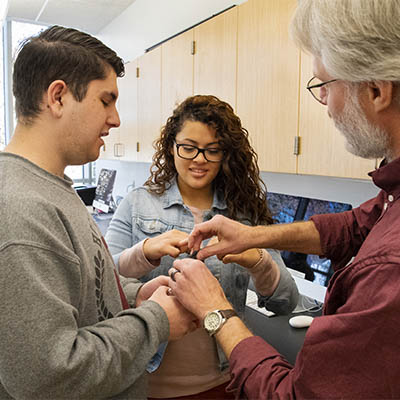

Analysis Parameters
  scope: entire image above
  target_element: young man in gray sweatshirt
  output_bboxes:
[0,25,196,399]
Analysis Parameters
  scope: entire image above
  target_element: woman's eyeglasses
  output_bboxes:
[174,142,224,162]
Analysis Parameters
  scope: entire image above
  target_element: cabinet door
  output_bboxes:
[118,60,138,162]
[237,0,299,173]
[99,130,119,160]
[137,47,162,163]
[100,102,121,162]
[297,53,375,179]
[161,29,194,123]
[193,6,237,108]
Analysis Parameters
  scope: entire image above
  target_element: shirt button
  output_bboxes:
[388,194,394,202]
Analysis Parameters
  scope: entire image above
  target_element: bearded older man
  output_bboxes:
[168,0,400,398]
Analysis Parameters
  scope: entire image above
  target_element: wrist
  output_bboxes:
[203,308,239,336]
[247,248,264,270]
[134,283,145,307]
[199,301,232,321]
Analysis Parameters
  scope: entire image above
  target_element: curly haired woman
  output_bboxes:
[105,95,299,399]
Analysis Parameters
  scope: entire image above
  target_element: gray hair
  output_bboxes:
[290,0,400,83]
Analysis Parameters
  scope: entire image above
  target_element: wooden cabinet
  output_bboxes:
[193,6,237,108]
[236,0,299,174]
[297,53,376,178]
[101,0,373,180]
[161,5,238,121]
[137,47,162,163]
[118,59,138,162]
[101,49,161,164]
[100,60,138,161]
[161,29,194,123]
[100,127,120,160]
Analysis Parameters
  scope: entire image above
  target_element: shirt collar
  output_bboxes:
[161,176,227,211]
[369,156,400,195]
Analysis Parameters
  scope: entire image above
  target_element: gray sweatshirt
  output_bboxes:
[0,153,169,399]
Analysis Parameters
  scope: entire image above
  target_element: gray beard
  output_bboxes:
[333,89,391,160]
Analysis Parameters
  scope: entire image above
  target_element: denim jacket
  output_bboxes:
[106,179,298,370]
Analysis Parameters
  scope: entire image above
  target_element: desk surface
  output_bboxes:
[244,304,321,365]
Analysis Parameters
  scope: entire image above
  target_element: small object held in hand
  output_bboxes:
[170,269,180,282]
[188,250,199,259]
[167,288,173,296]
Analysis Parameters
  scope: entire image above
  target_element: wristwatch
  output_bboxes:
[203,309,238,336]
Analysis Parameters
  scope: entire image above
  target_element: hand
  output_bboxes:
[168,258,232,321]
[143,229,189,265]
[208,236,263,269]
[182,215,254,260]
[222,248,263,269]
[135,275,169,307]
[148,286,199,340]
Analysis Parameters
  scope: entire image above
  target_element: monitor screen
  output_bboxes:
[303,197,352,286]
[93,168,117,213]
[267,192,352,287]
[267,192,302,224]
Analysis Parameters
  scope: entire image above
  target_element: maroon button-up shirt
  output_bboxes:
[227,157,400,399]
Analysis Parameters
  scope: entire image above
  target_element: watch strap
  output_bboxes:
[220,309,238,320]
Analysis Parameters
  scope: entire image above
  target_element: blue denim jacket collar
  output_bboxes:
[161,177,227,212]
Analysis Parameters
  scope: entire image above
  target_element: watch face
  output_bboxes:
[204,311,222,332]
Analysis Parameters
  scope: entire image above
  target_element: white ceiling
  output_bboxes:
[6,0,137,34]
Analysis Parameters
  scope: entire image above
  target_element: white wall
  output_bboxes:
[98,0,247,62]
[95,0,379,208]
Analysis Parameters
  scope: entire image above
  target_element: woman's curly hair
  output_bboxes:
[144,95,273,226]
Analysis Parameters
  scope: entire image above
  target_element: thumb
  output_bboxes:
[221,253,241,264]
[197,242,225,260]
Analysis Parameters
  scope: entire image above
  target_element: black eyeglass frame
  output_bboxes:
[306,76,338,104]
[174,141,224,163]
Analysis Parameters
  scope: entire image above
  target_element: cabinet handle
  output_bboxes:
[114,143,125,157]
[293,136,300,155]
[136,142,140,152]
[191,40,196,55]
[136,67,140,78]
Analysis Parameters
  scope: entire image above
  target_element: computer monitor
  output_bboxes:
[267,192,352,287]
[303,197,352,286]
[93,168,117,213]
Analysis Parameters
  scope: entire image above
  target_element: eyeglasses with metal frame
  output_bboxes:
[306,76,339,104]
[174,141,224,162]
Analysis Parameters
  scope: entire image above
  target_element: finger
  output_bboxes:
[187,228,209,251]
[168,267,177,280]
[169,268,182,282]
[196,242,226,260]
[178,242,189,254]
[164,246,182,259]
[156,275,169,286]
[221,254,232,264]
[221,254,240,264]
[178,237,189,247]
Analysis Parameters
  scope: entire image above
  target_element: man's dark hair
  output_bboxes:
[13,25,125,124]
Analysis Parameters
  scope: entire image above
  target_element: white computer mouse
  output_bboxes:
[288,315,314,328]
